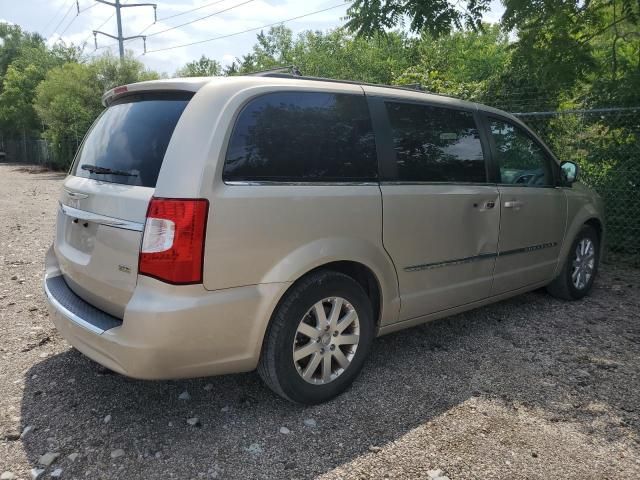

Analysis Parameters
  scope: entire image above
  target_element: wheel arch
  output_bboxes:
[558,204,605,272]
[299,261,383,329]
[584,217,604,244]
[259,238,401,328]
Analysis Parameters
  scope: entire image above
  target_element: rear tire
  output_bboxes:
[547,224,599,300]
[258,270,374,404]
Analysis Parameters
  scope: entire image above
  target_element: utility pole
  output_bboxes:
[93,0,157,60]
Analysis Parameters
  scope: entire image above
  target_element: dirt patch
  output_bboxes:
[11,166,54,174]
[0,164,639,479]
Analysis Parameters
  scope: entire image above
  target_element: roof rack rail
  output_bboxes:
[252,72,437,96]
[246,65,302,77]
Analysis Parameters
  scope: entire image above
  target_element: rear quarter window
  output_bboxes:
[223,91,377,182]
[72,92,193,188]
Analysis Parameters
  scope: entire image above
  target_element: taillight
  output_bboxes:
[139,198,209,284]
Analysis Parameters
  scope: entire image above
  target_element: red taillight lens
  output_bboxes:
[139,198,209,284]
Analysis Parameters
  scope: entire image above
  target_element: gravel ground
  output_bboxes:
[1,163,639,480]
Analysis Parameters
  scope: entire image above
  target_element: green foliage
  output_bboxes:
[176,55,222,77]
[239,25,294,72]
[90,51,161,92]
[34,62,102,168]
[345,0,490,37]
[0,23,46,84]
[234,26,418,84]
[293,29,417,84]
[0,24,63,134]
[33,52,161,168]
[525,110,640,259]
[345,1,640,111]
[394,24,509,99]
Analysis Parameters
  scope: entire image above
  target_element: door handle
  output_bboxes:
[504,200,524,209]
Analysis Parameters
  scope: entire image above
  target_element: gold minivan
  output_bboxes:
[44,74,604,404]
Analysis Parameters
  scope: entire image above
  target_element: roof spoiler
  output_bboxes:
[101,78,210,107]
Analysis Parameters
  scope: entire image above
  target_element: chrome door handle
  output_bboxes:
[504,200,524,209]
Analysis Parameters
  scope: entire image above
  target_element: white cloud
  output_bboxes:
[222,54,236,65]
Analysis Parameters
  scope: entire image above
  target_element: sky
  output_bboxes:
[1,0,504,76]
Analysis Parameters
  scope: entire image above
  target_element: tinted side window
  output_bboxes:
[224,92,377,182]
[385,102,486,183]
[489,119,552,187]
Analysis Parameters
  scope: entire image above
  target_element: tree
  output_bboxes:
[345,1,640,109]
[345,0,490,38]
[236,26,419,85]
[34,52,162,168]
[90,51,161,92]
[50,40,85,64]
[291,29,418,84]
[35,62,101,167]
[394,24,509,99]
[0,42,62,135]
[0,22,46,86]
[236,25,295,73]
[176,55,222,77]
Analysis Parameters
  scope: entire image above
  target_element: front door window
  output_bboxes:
[489,119,553,187]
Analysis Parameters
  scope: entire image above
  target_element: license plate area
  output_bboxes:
[63,214,98,255]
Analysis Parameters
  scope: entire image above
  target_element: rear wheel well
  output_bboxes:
[299,261,382,328]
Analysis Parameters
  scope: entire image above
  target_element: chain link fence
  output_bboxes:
[0,135,77,167]
[515,107,639,267]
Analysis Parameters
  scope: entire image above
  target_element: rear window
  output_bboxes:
[223,91,377,182]
[72,92,193,188]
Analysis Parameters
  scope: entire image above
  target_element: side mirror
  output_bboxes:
[561,161,579,185]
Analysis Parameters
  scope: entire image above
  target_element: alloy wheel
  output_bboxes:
[292,297,360,385]
[572,238,595,290]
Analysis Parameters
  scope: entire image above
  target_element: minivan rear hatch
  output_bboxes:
[55,91,193,318]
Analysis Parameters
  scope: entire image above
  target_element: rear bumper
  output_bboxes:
[44,246,289,379]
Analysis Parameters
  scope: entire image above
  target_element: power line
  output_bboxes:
[145,0,257,38]
[143,2,348,55]
[129,0,229,38]
[48,1,76,38]
[41,0,74,35]
[157,0,228,23]
[59,2,94,37]
[79,2,99,14]
[59,16,78,37]
[82,12,116,45]
[50,1,105,42]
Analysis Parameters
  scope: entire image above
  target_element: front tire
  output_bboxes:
[547,224,599,300]
[258,270,375,404]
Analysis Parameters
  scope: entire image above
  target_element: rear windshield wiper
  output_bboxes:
[81,164,138,177]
